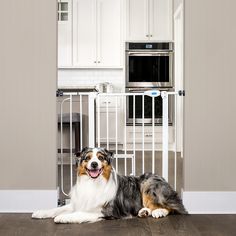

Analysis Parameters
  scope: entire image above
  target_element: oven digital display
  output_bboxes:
[146,44,153,49]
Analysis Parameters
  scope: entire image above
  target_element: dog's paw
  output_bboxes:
[54,214,78,224]
[32,210,53,219]
[54,214,68,223]
[151,208,169,219]
[138,208,151,218]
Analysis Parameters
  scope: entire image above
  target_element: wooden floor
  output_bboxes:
[0,214,236,236]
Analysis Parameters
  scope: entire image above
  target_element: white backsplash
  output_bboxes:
[58,69,125,92]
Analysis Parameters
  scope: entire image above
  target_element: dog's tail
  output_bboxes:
[166,193,188,215]
[169,201,188,215]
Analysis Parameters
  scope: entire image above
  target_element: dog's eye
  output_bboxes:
[84,156,90,162]
[98,156,104,161]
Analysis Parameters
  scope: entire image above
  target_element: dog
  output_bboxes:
[32,147,187,223]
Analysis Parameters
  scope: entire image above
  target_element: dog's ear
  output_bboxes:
[104,148,114,164]
[74,147,88,157]
[104,149,113,158]
[74,147,89,167]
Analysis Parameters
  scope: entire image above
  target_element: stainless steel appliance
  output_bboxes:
[126,42,174,88]
[126,88,173,125]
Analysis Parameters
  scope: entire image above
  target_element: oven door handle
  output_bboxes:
[127,88,167,93]
[127,88,147,92]
[127,52,173,56]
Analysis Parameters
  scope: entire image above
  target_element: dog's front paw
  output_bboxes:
[151,208,169,219]
[138,207,151,218]
[32,210,53,219]
[54,214,67,223]
[54,214,78,224]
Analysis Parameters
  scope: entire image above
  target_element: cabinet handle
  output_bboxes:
[146,34,149,37]
[145,133,152,137]
[94,61,97,63]
[98,61,101,63]
[150,35,153,37]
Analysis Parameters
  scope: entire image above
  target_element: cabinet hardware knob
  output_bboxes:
[94,61,96,63]
[150,35,153,37]
[146,34,149,37]
[98,61,101,63]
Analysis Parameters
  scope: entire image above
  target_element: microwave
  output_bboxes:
[126,42,174,88]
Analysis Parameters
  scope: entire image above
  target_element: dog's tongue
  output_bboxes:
[89,169,100,178]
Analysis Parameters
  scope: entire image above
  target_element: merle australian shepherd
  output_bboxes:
[32,147,187,223]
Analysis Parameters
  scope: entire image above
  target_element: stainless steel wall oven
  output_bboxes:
[126,42,174,88]
[125,42,174,125]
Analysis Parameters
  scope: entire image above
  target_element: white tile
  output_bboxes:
[58,69,125,92]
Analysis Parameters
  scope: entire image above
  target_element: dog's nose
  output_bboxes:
[91,161,98,169]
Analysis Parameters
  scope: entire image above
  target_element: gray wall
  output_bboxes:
[0,0,57,189]
[184,0,236,191]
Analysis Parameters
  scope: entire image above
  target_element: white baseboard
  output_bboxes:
[183,191,236,214]
[0,190,58,213]
[2,190,235,214]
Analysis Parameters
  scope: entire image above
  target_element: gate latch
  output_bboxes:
[178,90,185,96]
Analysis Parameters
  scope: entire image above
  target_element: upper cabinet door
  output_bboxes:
[150,0,172,40]
[97,0,122,67]
[126,0,173,41]
[58,0,72,67]
[73,0,97,67]
[126,0,149,41]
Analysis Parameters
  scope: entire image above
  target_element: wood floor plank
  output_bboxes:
[168,215,201,236]
[148,216,177,235]
[188,215,236,236]
[1,213,236,236]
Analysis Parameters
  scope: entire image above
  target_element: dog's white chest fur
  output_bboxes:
[70,174,116,212]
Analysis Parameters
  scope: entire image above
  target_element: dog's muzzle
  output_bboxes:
[86,162,103,178]
[86,168,103,178]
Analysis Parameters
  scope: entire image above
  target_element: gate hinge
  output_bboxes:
[178,90,185,96]
[56,89,63,97]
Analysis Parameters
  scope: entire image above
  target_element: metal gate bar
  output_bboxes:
[133,95,136,176]
[162,91,169,181]
[152,96,155,174]
[124,96,127,175]
[115,97,118,171]
[79,94,83,150]
[142,95,145,173]
[59,94,73,197]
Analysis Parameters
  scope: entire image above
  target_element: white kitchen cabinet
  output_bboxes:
[98,0,122,67]
[126,0,173,41]
[58,0,72,67]
[126,0,148,41]
[73,0,96,67]
[73,0,122,68]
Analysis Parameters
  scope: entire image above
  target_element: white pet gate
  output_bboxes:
[58,90,184,199]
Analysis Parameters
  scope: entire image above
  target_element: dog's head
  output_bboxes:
[75,147,113,180]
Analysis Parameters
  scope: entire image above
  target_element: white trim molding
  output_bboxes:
[183,191,236,214]
[0,190,58,213]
